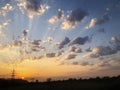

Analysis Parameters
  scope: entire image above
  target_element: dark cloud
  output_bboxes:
[69,46,76,52]
[86,14,110,29]
[58,37,70,49]
[32,40,41,46]
[97,28,106,33]
[95,46,117,56]
[55,51,64,57]
[49,9,64,23]
[95,14,110,25]
[110,35,120,51]
[98,61,111,67]
[46,53,56,58]
[23,29,29,37]
[72,61,93,66]
[62,8,88,30]
[18,0,49,18]
[110,35,120,44]
[80,62,92,66]
[67,9,88,23]
[85,46,117,58]
[65,54,76,60]
[75,48,82,53]
[69,46,82,53]
[70,36,89,46]
[72,62,79,65]
[85,47,92,52]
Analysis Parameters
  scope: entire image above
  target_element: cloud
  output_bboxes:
[84,46,117,58]
[0,20,11,31]
[72,61,93,66]
[80,62,93,66]
[65,54,76,60]
[97,28,106,33]
[58,37,70,49]
[85,14,110,29]
[72,62,79,65]
[0,3,13,16]
[48,9,64,24]
[46,53,56,58]
[22,29,29,37]
[110,35,120,44]
[47,37,53,42]
[97,57,120,70]
[75,48,82,53]
[85,47,92,52]
[69,46,82,53]
[32,40,41,46]
[70,36,89,46]
[110,34,120,50]
[17,0,49,19]
[61,9,88,30]
[55,51,64,57]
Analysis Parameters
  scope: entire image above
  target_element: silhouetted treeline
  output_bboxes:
[0,78,28,88]
[0,75,120,90]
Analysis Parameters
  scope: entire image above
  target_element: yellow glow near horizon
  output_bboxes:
[0,56,92,79]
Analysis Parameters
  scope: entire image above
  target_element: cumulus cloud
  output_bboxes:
[70,36,89,46]
[55,51,63,57]
[85,14,110,29]
[69,46,82,53]
[97,58,120,70]
[72,61,93,66]
[110,35,120,43]
[72,61,79,65]
[47,37,53,42]
[84,46,117,58]
[65,54,76,60]
[80,62,92,66]
[58,37,70,49]
[110,34,120,50]
[0,3,13,16]
[32,40,41,46]
[48,9,64,24]
[61,9,88,30]
[97,28,106,33]
[0,20,11,31]
[46,53,56,58]
[85,47,92,52]
[75,48,82,53]
[17,0,49,19]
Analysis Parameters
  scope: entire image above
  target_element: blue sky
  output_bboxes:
[0,0,120,79]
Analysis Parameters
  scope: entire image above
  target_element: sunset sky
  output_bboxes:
[0,0,120,81]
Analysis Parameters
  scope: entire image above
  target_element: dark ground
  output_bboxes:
[0,76,120,90]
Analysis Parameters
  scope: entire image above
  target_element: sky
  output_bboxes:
[0,0,120,81]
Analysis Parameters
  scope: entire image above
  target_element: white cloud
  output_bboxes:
[0,3,13,16]
[61,9,88,30]
[85,14,110,29]
[48,9,64,24]
[17,0,49,19]
[65,54,76,60]
[0,20,11,30]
